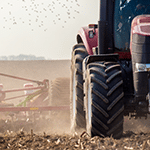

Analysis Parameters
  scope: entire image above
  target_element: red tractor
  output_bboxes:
[70,0,150,138]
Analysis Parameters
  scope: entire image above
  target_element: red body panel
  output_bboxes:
[78,26,131,59]
[130,15,150,53]
[77,26,98,55]
[114,52,131,59]
[78,17,150,59]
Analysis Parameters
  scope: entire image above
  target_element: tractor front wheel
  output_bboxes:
[84,61,124,138]
[70,43,88,132]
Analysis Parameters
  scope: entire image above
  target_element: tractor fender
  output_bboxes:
[77,26,98,55]
[82,53,119,95]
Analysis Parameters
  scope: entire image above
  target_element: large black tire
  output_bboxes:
[84,61,124,138]
[70,43,88,131]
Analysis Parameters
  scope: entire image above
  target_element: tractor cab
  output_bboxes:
[114,0,150,51]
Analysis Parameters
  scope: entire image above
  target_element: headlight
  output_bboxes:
[136,63,146,71]
[136,63,150,72]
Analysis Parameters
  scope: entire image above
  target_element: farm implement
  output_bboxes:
[0,73,69,131]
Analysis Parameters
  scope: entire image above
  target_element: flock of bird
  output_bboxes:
[0,0,80,31]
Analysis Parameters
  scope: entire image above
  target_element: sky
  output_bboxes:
[0,0,99,60]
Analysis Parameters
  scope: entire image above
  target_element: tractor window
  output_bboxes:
[114,0,150,51]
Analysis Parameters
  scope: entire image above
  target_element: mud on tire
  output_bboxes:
[70,43,88,131]
[84,61,124,138]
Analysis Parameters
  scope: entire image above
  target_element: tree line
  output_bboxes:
[0,54,46,60]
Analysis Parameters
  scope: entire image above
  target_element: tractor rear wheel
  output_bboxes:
[70,43,88,131]
[84,61,124,138]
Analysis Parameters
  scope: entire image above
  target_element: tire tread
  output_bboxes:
[70,44,88,130]
[85,61,124,138]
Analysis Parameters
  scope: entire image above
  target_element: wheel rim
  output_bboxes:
[87,83,92,134]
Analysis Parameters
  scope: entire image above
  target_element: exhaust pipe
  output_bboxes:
[98,0,107,54]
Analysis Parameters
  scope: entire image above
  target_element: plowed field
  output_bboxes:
[1,129,150,149]
[0,116,150,150]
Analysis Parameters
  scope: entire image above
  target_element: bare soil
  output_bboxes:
[0,114,150,149]
[1,126,150,149]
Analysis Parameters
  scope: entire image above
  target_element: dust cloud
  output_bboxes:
[0,60,71,134]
